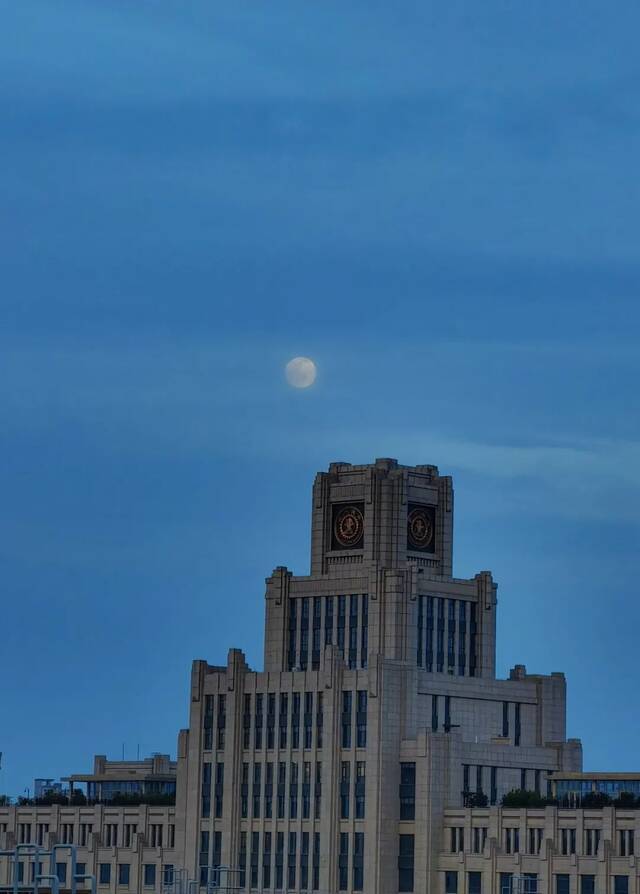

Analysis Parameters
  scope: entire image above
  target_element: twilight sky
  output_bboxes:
[1,0,639,795]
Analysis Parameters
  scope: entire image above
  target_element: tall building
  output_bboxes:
[1,459,638,894]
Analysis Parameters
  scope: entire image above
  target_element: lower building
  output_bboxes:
[0,459,637,893]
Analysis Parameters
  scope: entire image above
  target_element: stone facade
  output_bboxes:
[1,458,634,894]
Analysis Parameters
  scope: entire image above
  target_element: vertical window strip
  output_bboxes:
[458,600,467,675]
[361,594,368,668]
[348,594,359,669]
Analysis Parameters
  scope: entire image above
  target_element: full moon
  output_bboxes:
[285,356,317,389]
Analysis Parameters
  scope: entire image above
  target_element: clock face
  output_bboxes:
[407,504,435,552]
[332,504,365,549]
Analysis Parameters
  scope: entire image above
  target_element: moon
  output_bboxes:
[286,356,317,389]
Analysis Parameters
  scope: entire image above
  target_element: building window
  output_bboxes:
[276,832,284,890]
[426,596,434,671]
[56,864,67,885]
[504,828,520,854]
[199,831,209,887]
[315,761,322,819]
[432,695,438,731]
[217,694,226,750]
[469,603,477,676]
[450,827,464,853]
[556,875,570,894]
[339,833,349,892]
[255,693,264,749]
[619,830,634,857]
[288,832,297,890]
[203,694,214,750]
[302,761,311,819]
[250,831,259,889]
[304,692,314,749]
[514,702,521,746]
[585,829,600,856]
[143,865,156,888]
[313,833,320,891]
[76,864,86,879]
[279,693,289,749]
[446,871,459,894]
[289,761,299,819]
[214,762,224,818]
[502,702,509,737]
[267,693,276,750]
[241,762,249,818]
[288,598,298,670]
[149,824,163,848]
[99,864,111,885]
[528,827,543,855]
[614,878,629,894]
[253,762,262,818]
[523,873,538,894]
[500,874,513,894]
[490,766,497,805]
[201,762,211,818]
[300,831,309,890]
[398,834,414,893]
[348,594,359,669]
[436,597,445,672]
[239,832,247,889]
[458,601,466,674]
[447,598,456,672]
[353,832,364,892]
[472,827,487,854]
[417,595,424,667]
[316,691,324,749]
[124,823,137,847]
[263,831,272,889]
[356,690,367,747]
[342,691,352,748]
[337,596,346,655]
[213,831,221,872]
[340,761,351,818]
[325,597,334,646]
[312,597,321,669]
[292,692,301,750]
[277,761,286,819]
[118,864,130,886]
[243,693,252,748]
[400,762,416,820]
[162,867,174,887]
[469,873,482,894]
[355,761,366,818]
[265,761,273,819]
[104,823,118,847]
[581,877,595,894]
[300,596,310,670]
[361,594,368,668]
[560,828,576,856]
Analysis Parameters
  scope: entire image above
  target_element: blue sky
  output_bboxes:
[1,0,639,794]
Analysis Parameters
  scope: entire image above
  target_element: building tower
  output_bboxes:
[175,459,582,893]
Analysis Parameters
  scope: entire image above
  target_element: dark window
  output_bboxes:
[581,877,595,894]
[265,761,273,819]
[340,761,351,818]
[304,691,313,749]
[118,864,130,886]
[398,834,414,893]
[325,597,334,646]
[361,594,368,668]
[203,694,214,750]
[614,879,629,894]
[288,598,298,670]
[300,831,309,890]
[514,702,521,746]
[255,693,263,749]
[201,761,211,818]
[353,832,364,891]
[263,831,272,889]
[469,872,482,894]
[56,864,67,885]
[502,702,509,737]
[279,693,289,749]
[239,832,247,888]
[312,597,321,669]
[432,695,438,731]
[267,693,276,749]
[356,690,367,747]
[500,874,513,894]
[215,762,224,818]
[337,596,346,655]
[339,833,349,891]
[300,597,309,670]
[99,864,111,885]
[556,875,570,894]
[446,872,459,894]
[250,832,259,889]
[316,691,324,749]
[243,693,251,749]
[288,832,297,890]
[276,832,284,890]
[469,603,477,676]
[355,761,366,818]
[458,600,466,674]
[436,597,445,672]
[292,692,301,749]
[313,833,320,891]
[217,694,226,749]
[143,865,156,888]
[342,691,352,748]
[289,761,298,819]
[253,762,262,818]
[348,594,359,669]
[400,762,416,820]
